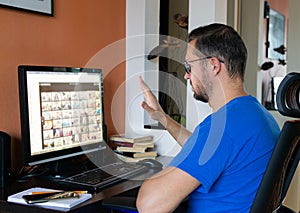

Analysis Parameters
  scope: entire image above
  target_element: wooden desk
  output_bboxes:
[0,167,160,213]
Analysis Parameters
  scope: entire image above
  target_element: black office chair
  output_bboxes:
[250,72,300,213]
[103,72,300,213]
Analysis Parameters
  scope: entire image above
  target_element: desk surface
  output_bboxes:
[0,156,171,213]
[0,176,142,213]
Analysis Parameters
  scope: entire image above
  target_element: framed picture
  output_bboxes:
[0,0,53,16]
[267,9,285,60]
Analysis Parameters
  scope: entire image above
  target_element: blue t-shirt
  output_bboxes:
[169,96,280,213]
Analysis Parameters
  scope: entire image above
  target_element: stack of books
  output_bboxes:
[108,134,157,163]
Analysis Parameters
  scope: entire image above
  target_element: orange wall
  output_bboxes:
[268,0,289,16]
[0,0,126,171]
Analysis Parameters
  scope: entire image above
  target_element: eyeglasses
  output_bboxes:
[183,56,224,74]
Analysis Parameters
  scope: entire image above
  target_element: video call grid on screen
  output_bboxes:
[26,71,103,156]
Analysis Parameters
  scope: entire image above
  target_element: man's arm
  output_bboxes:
[139,77,191,146]
[136,166,200,213]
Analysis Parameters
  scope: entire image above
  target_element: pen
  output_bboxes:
[46,191,80,200]
[31,190,88,195]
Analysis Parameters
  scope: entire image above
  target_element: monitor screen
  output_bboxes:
[18,65,106,166]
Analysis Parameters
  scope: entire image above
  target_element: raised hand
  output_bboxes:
[139,76,191,145]
[139,76,166,124]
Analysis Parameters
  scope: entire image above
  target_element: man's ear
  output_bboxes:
[210,57,221,75]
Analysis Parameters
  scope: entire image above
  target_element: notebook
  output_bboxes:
[7,187,92,211]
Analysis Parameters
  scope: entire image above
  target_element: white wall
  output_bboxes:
[186,0,227,131]
[126,0,181,156]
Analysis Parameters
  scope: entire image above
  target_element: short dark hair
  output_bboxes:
[188,23,247,81]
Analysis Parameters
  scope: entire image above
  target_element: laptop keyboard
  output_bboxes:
[58,161,148,192]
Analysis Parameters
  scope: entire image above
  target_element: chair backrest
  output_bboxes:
[250,72,300,213]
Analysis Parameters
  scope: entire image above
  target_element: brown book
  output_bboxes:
[115,153,156,163]
[132,151,157,158]
[115,146,147,153]
[115,150,157,158]
[110,141,154,148]
[109,134,153,143]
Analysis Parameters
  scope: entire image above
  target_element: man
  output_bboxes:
[136,23,280,213]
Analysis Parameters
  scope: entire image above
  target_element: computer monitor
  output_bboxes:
[18,65,107,167]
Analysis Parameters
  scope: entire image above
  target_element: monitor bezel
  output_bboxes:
[18,65,106,166]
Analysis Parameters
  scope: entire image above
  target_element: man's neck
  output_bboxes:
[209,79,248,112]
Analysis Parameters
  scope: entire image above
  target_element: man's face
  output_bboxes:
[184,40,210,103]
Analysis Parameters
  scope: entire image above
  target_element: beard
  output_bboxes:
[193,91,209,103]
[191,81,209,103]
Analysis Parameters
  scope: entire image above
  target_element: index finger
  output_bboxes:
[139,76,156,100]
[139,76,150,91]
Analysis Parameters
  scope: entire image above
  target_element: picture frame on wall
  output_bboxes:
[267,9,285,60]
[0,0,53,16]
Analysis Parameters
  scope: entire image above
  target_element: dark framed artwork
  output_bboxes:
[0,0,53,16]
[268,9,285,60]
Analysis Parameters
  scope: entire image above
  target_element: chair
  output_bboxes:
[250,72,300,213]
[103,72,300,213]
